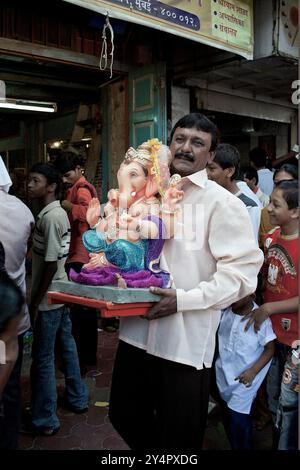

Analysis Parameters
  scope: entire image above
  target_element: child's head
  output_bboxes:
[28,163,61,199]
[231,294,254,315]
[206,143,240,187]
[268,180,298,228]
[243,166,259,191]
[273,164,298,185]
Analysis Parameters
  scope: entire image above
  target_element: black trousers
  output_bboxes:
[0,333,24,449]
[65,262,98,370]
[109,340,211,451]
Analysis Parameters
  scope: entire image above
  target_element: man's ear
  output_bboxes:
[226,167,235,179]
[48,182,57,194]
[290,207,299,219]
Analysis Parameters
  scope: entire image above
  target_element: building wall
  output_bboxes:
[108,78,128,190]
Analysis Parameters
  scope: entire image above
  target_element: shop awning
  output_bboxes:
[63,0,253,60]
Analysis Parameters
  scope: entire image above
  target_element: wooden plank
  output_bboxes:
[47,291,153,317]
[84,103,101,182]
[0,37,128,72]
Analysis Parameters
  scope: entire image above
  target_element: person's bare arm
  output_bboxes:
[243,297,298,332]
[235,340,275,387]
[29,261,57,326]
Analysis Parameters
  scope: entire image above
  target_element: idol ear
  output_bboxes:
[145,175,159,198]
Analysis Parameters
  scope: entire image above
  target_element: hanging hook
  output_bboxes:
[99,13,114,79]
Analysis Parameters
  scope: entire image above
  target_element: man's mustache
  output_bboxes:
[174,152,194,162]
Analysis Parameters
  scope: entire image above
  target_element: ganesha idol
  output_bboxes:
[69,139,184,289]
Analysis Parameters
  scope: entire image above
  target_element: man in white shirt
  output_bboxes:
[0,156,35,449]
[108,114,263,450]
[206,144,261,243]
[249,147,274,196]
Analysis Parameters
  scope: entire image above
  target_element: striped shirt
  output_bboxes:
[31,200,70,311]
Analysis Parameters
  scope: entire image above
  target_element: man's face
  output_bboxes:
[28,172,49,199]
[267,187,297,226]
[273,170,294,186]
[206,160,230,188]
[169,127,213,177]
[62,166,82,187]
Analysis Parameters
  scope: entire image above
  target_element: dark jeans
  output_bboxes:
[228,408,252,450]
[266,342,299,450]
[65,262,98,370]
[30,306,88,429]
[109,340,211,451]
[0,333,24,449]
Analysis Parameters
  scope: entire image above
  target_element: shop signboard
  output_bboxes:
[254,0,298,60]
[64,0,253,59]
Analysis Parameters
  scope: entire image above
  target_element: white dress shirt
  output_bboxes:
[0,190,35,334]
[216,303,276,414]
[119,170,264,370]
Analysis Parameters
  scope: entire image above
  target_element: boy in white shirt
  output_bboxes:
[215,294,276,449]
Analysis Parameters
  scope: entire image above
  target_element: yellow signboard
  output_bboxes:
[65,0,253,59]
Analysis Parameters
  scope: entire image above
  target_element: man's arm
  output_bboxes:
[29,261,57,325]
[29,213,67,326]
[235,339,275,387]
[243,297,298,332]
[62,187,92,222]
[146,196,264,320]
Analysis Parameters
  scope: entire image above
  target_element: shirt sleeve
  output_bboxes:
[71,187,92,222]
[258,318,277,347]
[176,197,264,312]
[42,214,65,262]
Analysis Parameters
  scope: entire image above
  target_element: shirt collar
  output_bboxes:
[75,175,87,186]
[37,200,61,220]
[178,169,208,189]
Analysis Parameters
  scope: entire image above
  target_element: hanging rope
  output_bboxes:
[99,13,115,79]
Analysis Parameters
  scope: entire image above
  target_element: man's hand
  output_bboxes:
[144,287,177,320]
[241,304,271,333]
[235,368,256,388]
[61,199,73,213]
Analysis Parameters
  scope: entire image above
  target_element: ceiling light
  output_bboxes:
[0,98,57,113]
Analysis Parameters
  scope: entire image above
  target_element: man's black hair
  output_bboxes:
[243,166,258,185]
[54,149,84,175]
[274,164,298,181]
[30,163,61,197]
[276,180,298,210]
[249,147,268,168]
[213,143,241,181]
[170,113,219,151]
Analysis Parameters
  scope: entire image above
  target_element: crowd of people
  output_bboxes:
[0,113,298,451]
